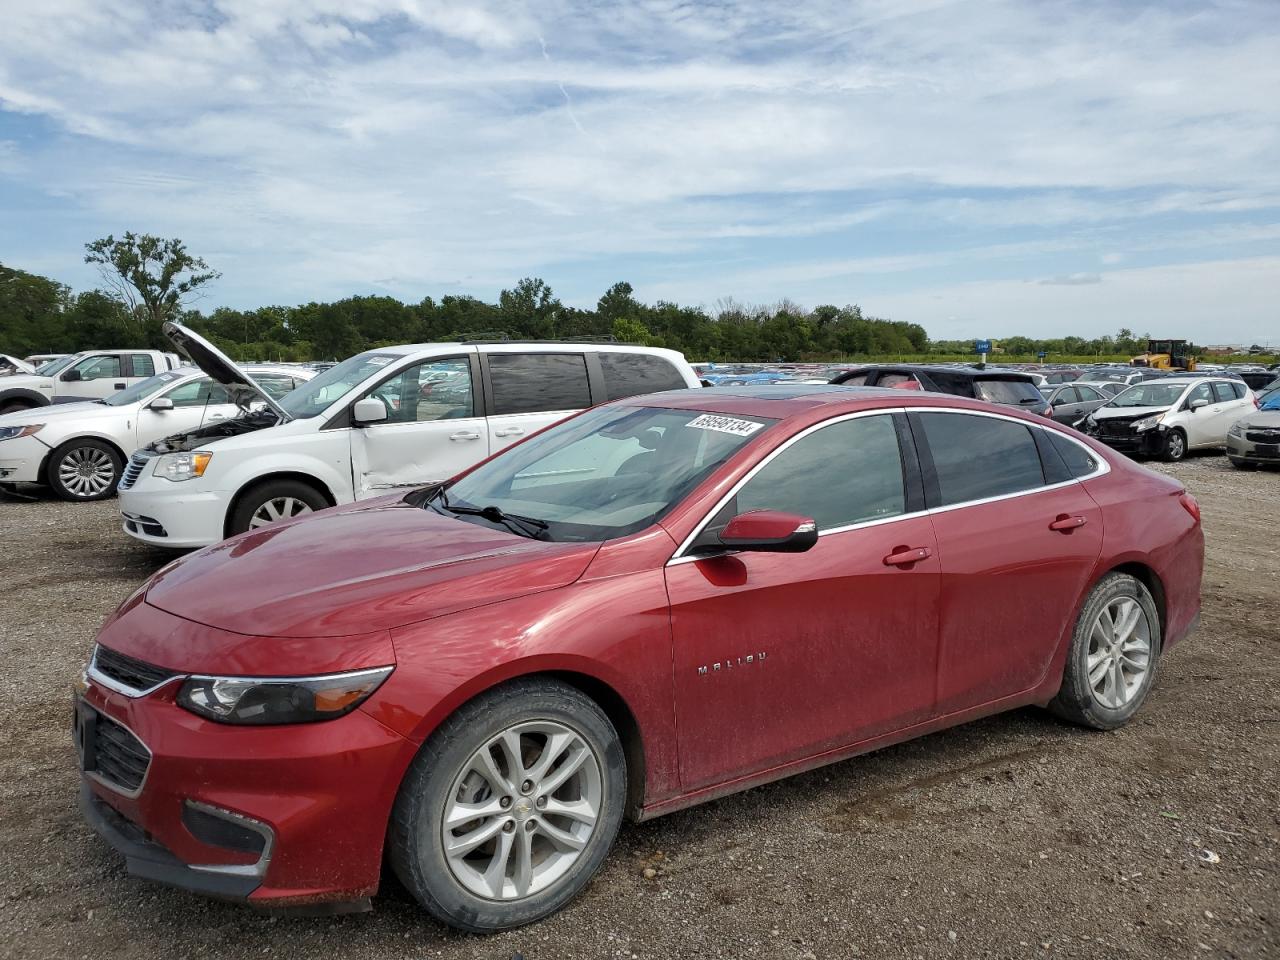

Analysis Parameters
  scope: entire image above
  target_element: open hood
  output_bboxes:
[0,354,36,375]
[162,320,290,422]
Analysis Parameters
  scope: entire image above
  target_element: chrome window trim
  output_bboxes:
[667,405,1109,565]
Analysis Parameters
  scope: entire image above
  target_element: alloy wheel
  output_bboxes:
[441,720,603,901]
[58,447,116,497]
[1167,432,1185,459]
[1086,596,1152,709]
[249,497,313,527]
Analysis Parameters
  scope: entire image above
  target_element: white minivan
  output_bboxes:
[1081,376,1257,461]
[117,322,700,547]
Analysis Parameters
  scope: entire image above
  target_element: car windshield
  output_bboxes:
[437,405,776,542]
[1090,370,1132,382]
[100,370,189,406]
[276,353,402,419]
[1107,383,1187,408]
[33,355,79,377]
[974,379,1042,404]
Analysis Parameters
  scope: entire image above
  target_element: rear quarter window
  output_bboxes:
[598,352,688,401]
[1047,431,1101,479]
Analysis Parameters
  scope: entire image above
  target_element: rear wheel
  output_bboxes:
[388,678,626,933]
[46,439,123,501]
[227,478,327,535]
[1049,573,1161,730]
[1160,429,1187,462]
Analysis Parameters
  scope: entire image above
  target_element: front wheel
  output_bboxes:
[46,439,123,501]
[1160,429,1187,462]
[388,678,626,932]
[1049,573,1162,730]
[227,478,327,535]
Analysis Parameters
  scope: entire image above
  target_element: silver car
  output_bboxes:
[1227,407,1280,469]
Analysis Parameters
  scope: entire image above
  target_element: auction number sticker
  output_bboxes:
[686,414,764,437]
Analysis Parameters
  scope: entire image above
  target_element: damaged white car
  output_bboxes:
[117,321,700,547]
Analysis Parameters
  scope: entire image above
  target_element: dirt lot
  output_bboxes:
[1,456,1276,960]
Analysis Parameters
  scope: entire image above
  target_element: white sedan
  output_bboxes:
[0,364,312,501]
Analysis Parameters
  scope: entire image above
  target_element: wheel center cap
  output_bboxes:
[513,797,533,819]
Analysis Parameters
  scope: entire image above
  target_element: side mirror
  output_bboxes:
[1188,398,1208,412]
[148,397,174,412]
[352,396,388,424]
[62,370,82,382]
[719,510,818,553]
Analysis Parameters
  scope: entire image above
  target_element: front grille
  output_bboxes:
[1246,431,1280,443]
[1095,420,1139,438]
[92,645,177,693]
[92,713,151,794]
[118,453,150,491]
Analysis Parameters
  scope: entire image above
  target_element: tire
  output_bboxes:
[1049,573,1162,730]
[388,678,626,933]
[46,438,123,501]
[227,478,328,535]
[1160,429,1187,462]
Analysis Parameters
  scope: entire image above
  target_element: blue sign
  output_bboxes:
[1037,351,1047,360]
[974,339,992,354]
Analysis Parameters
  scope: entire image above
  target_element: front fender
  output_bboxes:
[0,387,51,409]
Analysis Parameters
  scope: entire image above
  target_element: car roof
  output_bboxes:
[363,341,685,360]
[619,384,1034,421]
[840,364,1034,381]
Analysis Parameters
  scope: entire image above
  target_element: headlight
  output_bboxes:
[153,451,213,481]
[0,424,43,441]
[1132,413,1165,432]
[1228,421,1245,437]
[177,666,393,725]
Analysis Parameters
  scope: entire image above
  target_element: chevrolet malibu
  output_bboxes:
[76,386,1203,932]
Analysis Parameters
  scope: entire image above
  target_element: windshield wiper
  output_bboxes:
[435,488,549,539]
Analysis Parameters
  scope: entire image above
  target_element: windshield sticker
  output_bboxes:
[366,356,394,367]
[686,414,764,437]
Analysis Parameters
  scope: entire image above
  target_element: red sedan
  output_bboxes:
[76,386,1203,931]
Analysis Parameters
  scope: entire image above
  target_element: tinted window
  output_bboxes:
[1211,382,1235,403]
[74,355,123,380]
[838,373,870,386]
[1047,431,1100,479]
[599,352,687,401]
[725,415,906,531]
[253,375,299,400]
[1232,382,1247,399]
[918,412,1045,506]
[131,354,155,377]
[974,379,1042,404]
[489,354,590,415]
[1056,386,1081,404]
[1076,385,1105,402]
[878,373,922,390]
[368,358,474,423]
[164,378,213,408]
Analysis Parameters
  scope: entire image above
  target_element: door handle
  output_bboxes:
[883,546,931,567]
[450,431,481,441]
[1049,514,1088,532]
[495,427,525,438]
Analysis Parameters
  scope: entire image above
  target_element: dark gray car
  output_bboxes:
[1044,382,1112,425]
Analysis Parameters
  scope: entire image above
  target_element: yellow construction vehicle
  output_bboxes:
[1131,338,1197,371]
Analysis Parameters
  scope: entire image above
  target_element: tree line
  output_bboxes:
[0,234,1199,364]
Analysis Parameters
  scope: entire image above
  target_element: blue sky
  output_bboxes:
[2,0,1279,344]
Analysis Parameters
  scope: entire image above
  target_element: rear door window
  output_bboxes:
[1211,382,1235,403]
[489,354,591,415]
[598,352,688,401]
[916,412,1045,506]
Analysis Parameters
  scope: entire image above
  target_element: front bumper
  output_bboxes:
[1085,426,1165,456]
[1227,434,1280,463]
[77,674,414,907]
[117,483,228,548]
[0,435,50,483]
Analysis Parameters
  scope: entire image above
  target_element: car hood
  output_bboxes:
[163,320,290,421]
[1238,410,1280,429]
[0,399,116,427]
[0,374,53,393]
[1091,404,1168,419]
[143,497,601,638]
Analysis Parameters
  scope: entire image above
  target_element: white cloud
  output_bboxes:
[0,0,1277,340]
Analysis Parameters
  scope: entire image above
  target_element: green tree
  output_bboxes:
[84,233,220,340]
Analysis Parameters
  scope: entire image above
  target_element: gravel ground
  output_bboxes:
[1,455,1276,960]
